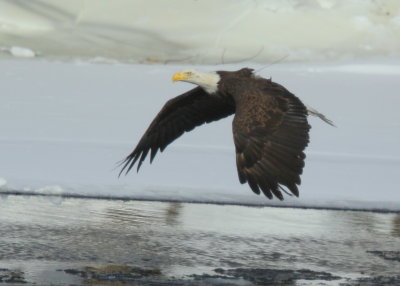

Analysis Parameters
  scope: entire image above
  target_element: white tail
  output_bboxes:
[307,106,335,126]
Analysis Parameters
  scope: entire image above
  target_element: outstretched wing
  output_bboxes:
[120,87,235,175]
[233,89,310,200]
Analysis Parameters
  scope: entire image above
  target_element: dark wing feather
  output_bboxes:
[233,90,310,200]
[120,87,234,175]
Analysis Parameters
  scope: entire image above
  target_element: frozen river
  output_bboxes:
[1,59,399,211]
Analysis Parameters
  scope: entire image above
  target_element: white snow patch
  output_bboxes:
[35,185,64,196]
[35,185,64,205]
[9,46,36,58]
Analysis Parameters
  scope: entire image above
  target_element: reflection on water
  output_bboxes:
[102,201,183,227]
[165,203,183,226]
[0,195,399,284]
[392,214,400,237]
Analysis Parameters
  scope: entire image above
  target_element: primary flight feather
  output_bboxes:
[120,68,332,200]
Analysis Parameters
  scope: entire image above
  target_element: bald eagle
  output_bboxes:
[120,68,332,200]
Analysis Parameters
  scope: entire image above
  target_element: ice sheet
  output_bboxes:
[0,59,399,211]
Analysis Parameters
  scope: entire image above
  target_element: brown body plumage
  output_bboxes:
[120,68,312,200]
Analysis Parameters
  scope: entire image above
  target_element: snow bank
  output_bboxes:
[0,59,399,211]
[0,0,399,63]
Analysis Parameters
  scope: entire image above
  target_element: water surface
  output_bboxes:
[0,195,399,285]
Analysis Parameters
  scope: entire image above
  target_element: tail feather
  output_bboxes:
[307,106,335,127]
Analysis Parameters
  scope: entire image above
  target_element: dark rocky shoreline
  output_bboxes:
[2,264,399,286]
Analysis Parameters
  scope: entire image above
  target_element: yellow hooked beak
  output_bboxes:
[172,72,190,82]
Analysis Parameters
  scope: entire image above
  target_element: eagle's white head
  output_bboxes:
[172,69,220,94]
